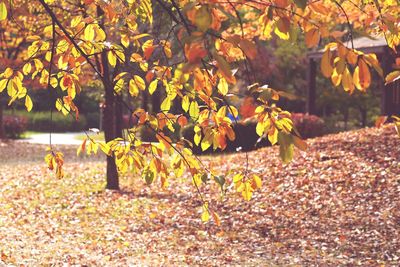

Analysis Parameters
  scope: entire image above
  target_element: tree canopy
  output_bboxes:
[0,0,399,223]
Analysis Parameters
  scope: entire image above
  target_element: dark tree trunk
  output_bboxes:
[151,89,161,113]
[103,82,120,190]
[116,94,123,134]
[97,5,122,190]
[0,101,5,139]
[101,49,120,190]
[141,90,149,111]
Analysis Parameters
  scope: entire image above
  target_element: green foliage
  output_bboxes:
[6,110,87,132]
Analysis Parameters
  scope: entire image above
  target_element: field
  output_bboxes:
[0,125,399,266]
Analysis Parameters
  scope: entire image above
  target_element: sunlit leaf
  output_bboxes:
[0,2,7,21]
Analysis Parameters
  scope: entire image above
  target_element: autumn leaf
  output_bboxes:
[25,95,33,112]
[195,6,212,32]
[305,28,320,48]
[0,2,7,21]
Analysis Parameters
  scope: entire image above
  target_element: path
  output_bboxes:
[21,132,84,145]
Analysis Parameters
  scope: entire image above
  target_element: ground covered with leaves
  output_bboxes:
[0,125,399,266]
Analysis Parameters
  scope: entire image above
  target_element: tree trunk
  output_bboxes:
[141,90,149,111]
[116,94,123,134]
[101,48,120,190]
[103,82,120,190]
[0,101,5,139]
[151,89,161,113]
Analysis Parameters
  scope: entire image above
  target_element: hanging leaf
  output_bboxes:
[107,51,117,67]
[148,79,158,95]
[25,95,33,112]
[305,28,320,48]
[217,77,228,96]
[321,49,333,78]
[0,2,7,21]
[385,70,400,85]
[357,58,371,90]
[189,101,199,119]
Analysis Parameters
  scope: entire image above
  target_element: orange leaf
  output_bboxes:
[357,58,371,90]
[375,116,387,128]
[305,28,320,48]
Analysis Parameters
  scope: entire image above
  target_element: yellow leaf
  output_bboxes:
[268,128,278,145]
[189,101,199,119]
[0,79,7,93]
[242,181,253,201]
[233,173,244,183]
[274,18,290,40]
[50,77,58,88]
[217,77,228,96]
[331,68,342,87]
[161,96,171,112]
[341,67,354,93]
[201,203,210,222]
[25,95,33,112]
[256,122,264,137]
[385,70,400,85]
[129,79,139,97]
[201,130,213,151]
[108,51,117,67]
[148,79,158,95]
[22,63,32,75]
[3,67,13,79]
[194,125,201,146]
[84,24,95,41]
[0,2,7,21]
[121,34,129,48]
[133,75,146,91]
[182,95,190,112]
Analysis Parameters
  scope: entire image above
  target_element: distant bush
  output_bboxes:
[85,112,100,129]
[3,115,28,138]
[291,113,324,138]
[5,111,87,132]
[28,112,87,132]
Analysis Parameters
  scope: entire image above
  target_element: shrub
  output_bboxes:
[26,111,87,132]
[3,115,28,138]
[85,112,100,129]
[291,113,324,138]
